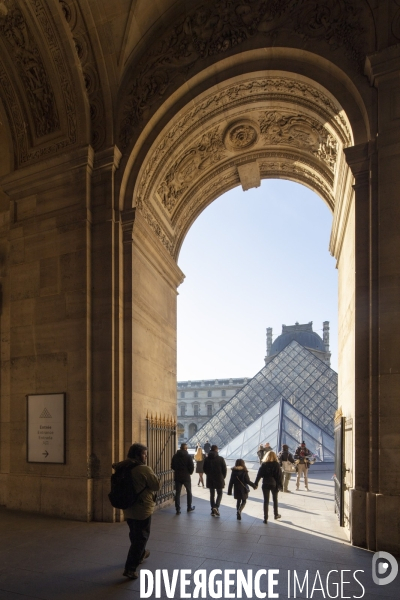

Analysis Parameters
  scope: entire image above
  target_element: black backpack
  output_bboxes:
[108,462,146,510]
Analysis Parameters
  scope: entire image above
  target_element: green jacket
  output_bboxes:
[122,459,161,520]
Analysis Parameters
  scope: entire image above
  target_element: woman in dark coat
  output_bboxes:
[254,451,283,523]
[227,459,256,520]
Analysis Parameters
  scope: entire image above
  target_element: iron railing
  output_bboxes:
[146,413,176,506]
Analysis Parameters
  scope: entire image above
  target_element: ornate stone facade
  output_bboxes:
[176,378,248,442]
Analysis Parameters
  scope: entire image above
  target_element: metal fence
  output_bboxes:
[146,413,176,506]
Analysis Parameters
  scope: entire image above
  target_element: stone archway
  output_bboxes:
[1,0,399,555]
[122,65,360,540]
[131,70,353,259]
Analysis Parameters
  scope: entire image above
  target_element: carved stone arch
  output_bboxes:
[0,0,90,169]
[118,46,372,222]
[117,0,376,155]
[122,68,358,261]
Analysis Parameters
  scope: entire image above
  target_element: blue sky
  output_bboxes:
[177,179,338,381]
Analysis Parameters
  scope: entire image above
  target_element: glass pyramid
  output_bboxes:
[187,340,337,454]
[219,398,334,462]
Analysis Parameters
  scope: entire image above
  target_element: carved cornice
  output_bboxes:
[121,207,135,243]
[365,44,400,86]
[119,0,373,148]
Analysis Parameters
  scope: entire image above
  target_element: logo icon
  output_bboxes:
[39,408,52,418]
[372,551,398,585]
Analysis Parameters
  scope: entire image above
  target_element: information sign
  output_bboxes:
[27,393,66,464]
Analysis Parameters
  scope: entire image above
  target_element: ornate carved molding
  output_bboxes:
[0,56,28,164]
[59,0,105,150]
[0,0,60,138]
[132,73,350,257]
[135,75,347,222]
[0,0,78,165]
[119,0,373,148]
[157,126,226,212]
[140,202,174,256]
[259,111,337,171]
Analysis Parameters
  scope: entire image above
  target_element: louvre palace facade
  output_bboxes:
[0,0,399,554]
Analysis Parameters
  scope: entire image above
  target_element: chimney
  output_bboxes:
[266,327,272,356]
[323,321,331,366]
[323,321,330,352]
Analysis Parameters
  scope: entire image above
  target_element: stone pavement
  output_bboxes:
[0,470,399,600]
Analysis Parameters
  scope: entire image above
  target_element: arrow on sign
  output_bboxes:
[42,450,49,458]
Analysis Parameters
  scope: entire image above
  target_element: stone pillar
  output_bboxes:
[365,48,400,554]
[121,208,135,460]
[344,142,372,549]
[130,211,184,446]
[91,147,123,522]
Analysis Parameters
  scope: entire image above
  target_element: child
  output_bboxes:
[227,459,256,520]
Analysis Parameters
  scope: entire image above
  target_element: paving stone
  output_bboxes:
[0,472,398,600]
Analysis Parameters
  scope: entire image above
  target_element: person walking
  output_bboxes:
[118,443,160,580]
[171,443,195,514]
[227,459,256,520]
[294,441,311,491]
[203,444,227,517]
[194,443,205,487]
[278,444,295,493]
[203,440,211,456]
[257,444,266,464]
[254,450,283,524]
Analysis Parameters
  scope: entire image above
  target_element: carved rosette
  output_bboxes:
[224,120,259,152]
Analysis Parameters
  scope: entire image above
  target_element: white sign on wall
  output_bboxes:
[27,393,66,464]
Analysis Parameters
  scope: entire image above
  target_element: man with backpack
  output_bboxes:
[171,443,195,515]
[111,443,160,580]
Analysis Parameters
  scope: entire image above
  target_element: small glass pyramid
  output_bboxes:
[219,398,334,462]
[188,340,337,460]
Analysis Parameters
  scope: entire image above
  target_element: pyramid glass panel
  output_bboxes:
[219,399,334,462]
[188,341,337,453]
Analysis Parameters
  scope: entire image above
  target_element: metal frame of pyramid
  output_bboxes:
[219,398,334,462]
[187,340,337,459]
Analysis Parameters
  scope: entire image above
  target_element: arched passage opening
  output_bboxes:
[119,60,367,543]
